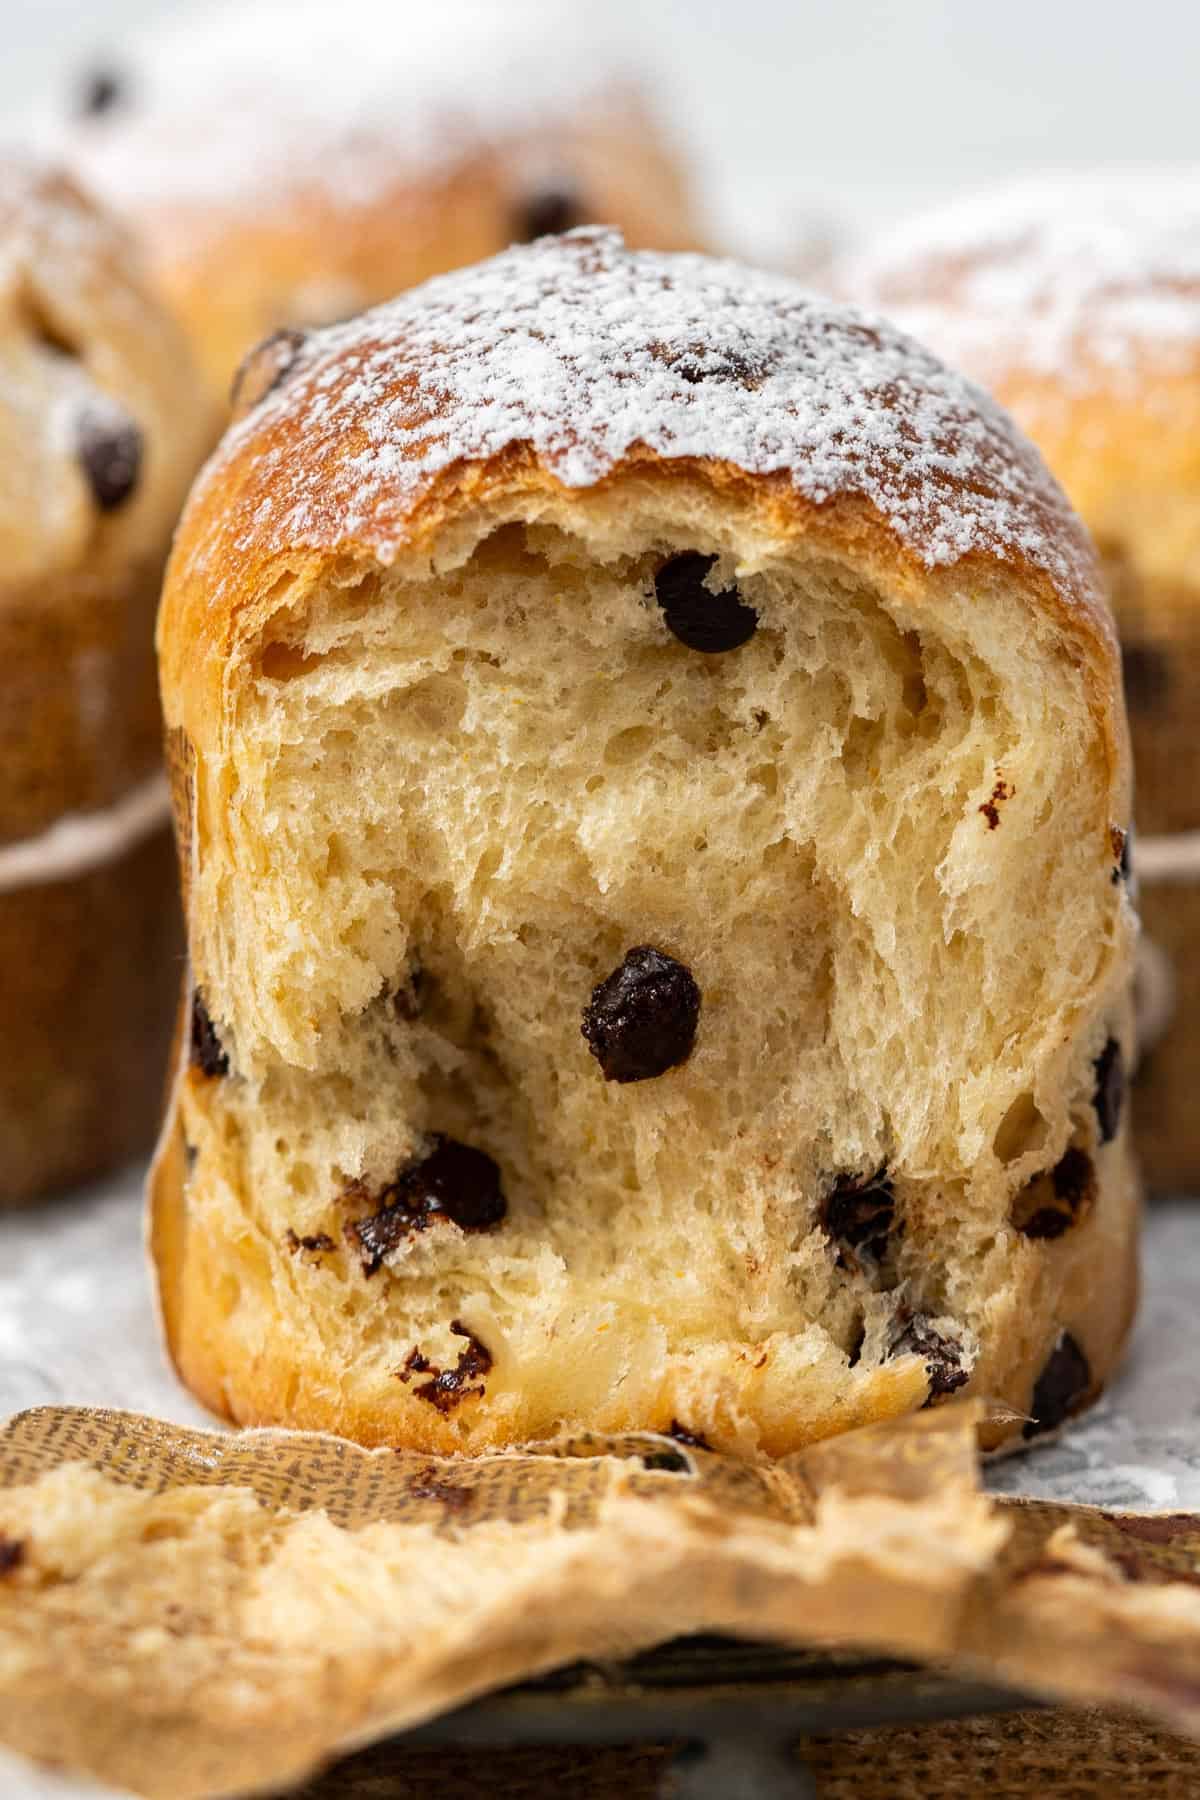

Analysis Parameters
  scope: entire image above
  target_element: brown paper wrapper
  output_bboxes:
[3,1400,1200,1798]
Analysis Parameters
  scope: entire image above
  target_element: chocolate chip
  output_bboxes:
[347,1137,506,1274]
[667,1420,712,1451]
[892,1315,968,1403]
[1012,1147,1096,1240]
[190,992,229,1078]
[582,945,701,1083]
[77,408,142,510]
[641,1448,692,1473]
[1023,1332,1091,1439]
[284,1229,334,1257]
[1121,641,1170,713]
[1119,826,1133,885]
[0,1536,25,1576]
[514,187,586,242]
[650,342,771,387]
[77,67,126,116]
[1093,1038,1125,1144]
[654,553,758,653]
[822,1170,894,1262]
[230,327,307,414]
[398,1321,492,1414]
[409,1479,472,1516]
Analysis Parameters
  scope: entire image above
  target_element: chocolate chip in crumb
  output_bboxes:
[822,1170,895,1262]
[582,945,701,1083]
[398,1321,493,1414]
[1093,1038,1125,1144]
[641,1448,692,1473]
[893,1315,968,1403]
[77,408,142,511]
[77,66,127,116]
[190,992,229,1078]
[667,1420,712,1451]
[514,186,586,243]
[0,1536,25,1576]
[230,327,307,414]
[284,1229,334,1258]
[1023,1332,1091,1439]
[346,1136,506,1274]
[1012,1147,1096,1240]
[654,553,758,653]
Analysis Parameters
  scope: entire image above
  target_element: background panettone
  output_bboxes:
[152,232,1136,1457]
[0,156,213,1203]
[837,171,1200,1192]
[45,0,706,404]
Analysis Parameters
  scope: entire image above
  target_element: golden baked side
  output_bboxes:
[0,157,212,1202]
[152,232,1137,1453]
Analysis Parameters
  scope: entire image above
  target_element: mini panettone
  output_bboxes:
[839,172,1200,1191]
[49,0,704,404]
[0,158,212,1204]
[152,230,1138,1456]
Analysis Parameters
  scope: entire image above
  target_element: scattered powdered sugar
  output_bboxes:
[190,230,1096,606]
[842,169,1200,390]
[39,0,641,225]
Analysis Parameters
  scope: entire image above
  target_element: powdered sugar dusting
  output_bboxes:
[42,0,640,227]
[842,169,1200,391]
[191,230,1097,605]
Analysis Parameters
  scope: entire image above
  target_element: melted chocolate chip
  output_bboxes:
[1012,1147,1096,1240]
[284,1229,334,1257]
[77,67,126,116]
[347,1137,506,1274]
[582,945,701,1083]
[641,1448,692,1473]
[230,327,307,413]
[654,553,758,653]
[77,408,142,510]
[398,1321,492,1414]
[1023,1332,1091,1439]
[667,1420,712,1451]
[822,1171,895,1262]
[1121,641,1171,714]
[651,342,771,387]
[514,186,586,242]
[893,1315,968,1402]
[0,1536,25,1576]
[190,992,229,1078]
[1093,1038,1125,1144]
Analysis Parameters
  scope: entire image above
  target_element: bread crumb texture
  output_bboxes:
[157,235,1137,1455]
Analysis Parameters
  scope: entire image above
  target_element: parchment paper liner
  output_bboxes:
[3,1400,1200,1798]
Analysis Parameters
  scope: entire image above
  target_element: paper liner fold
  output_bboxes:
[1,1400,1199,1798]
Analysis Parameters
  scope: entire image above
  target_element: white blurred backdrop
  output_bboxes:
[5,0,1200,258]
